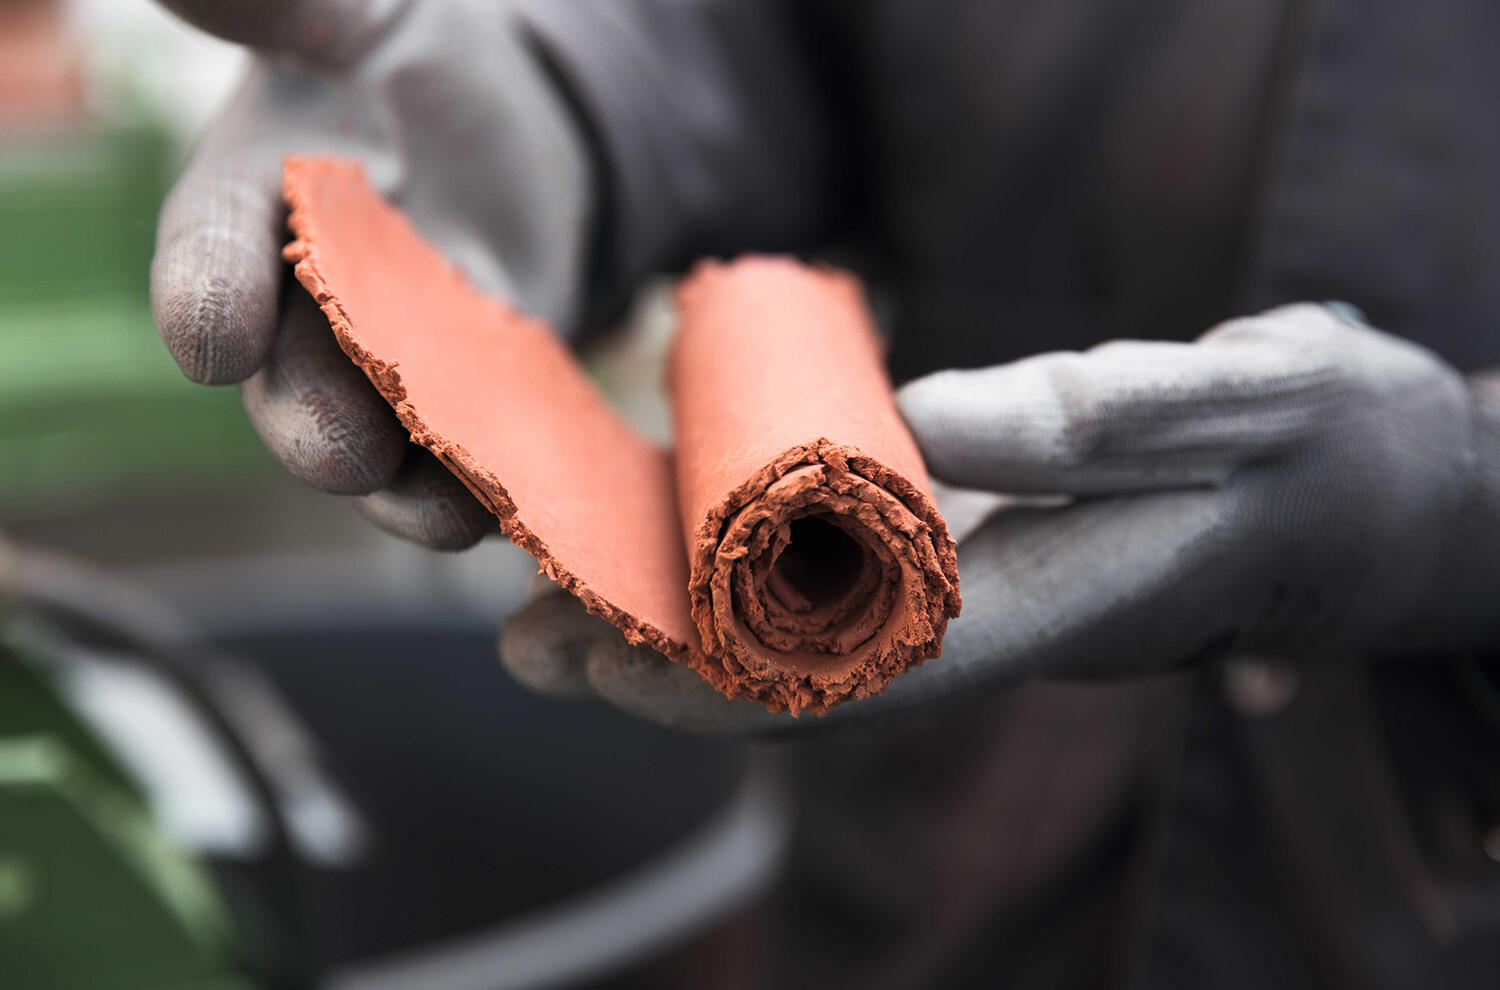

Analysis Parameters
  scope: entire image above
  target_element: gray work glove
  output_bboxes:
[502,303,1500,734]
[151,0,594,549]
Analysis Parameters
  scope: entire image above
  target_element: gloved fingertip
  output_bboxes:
[498,590,608,700]
[355,495,493,552]
[895,369,1002,486]
[1323,301,1370,327]
[243,374,407,494]
[894,370,956,422]
[242,290,409,495]
[151,252,279,385]
[895,369,980,442]
[585,637,783,736]
[355,449,496,551]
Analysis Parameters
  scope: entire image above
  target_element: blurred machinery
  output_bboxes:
[0,545,782,990]
[0,5,782,987]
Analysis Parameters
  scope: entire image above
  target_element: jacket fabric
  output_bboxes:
[526,1,1500,985]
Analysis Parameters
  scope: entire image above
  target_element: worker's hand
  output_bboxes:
[151,0,593,549]
[501,304,1484,734]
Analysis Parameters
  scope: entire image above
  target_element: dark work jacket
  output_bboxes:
[526,1,1500,986]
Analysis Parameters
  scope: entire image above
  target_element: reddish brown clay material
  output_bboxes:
[282,156,960,714]
[283,157,697,663]
[671,259,961,712]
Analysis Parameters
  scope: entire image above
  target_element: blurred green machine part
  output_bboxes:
[0,637,146,807]
[0,121,273,512]
[0,641,256,990]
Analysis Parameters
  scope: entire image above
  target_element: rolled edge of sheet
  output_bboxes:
[673,259,962,715]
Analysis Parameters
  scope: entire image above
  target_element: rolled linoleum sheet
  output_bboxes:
[671,259,960,713]
[282,156,959,715]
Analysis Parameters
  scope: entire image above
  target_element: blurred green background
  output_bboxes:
[0,120,275,512]
[0,0,274,516]
[0,7,756,990]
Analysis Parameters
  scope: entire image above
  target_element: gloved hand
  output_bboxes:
[151,0,595,549]
[502,303,1500,734]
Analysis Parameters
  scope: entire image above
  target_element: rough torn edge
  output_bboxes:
[282,156,962,717]
[281,156,701,676]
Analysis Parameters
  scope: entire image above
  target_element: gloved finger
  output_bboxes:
[529,492,1253,734]
[584,637,792,737]
[498,585,608,700]
[355,448,496,551]
[844,491,1261,722]
[896,319,1340,496]
[151,129,283,385]
[155,0,406,65]
[581,485,1233,734]
[242,283,407,494]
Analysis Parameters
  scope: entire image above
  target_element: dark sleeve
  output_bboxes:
[1390,372,1500,655]
[521,0,842,316]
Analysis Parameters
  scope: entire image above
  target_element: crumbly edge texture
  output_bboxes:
[281,157,698,673]
[686,438,962,715]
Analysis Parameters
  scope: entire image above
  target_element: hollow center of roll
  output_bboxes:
[772,517,866,611]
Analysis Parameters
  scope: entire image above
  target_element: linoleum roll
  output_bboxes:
[671,260,961,713]
[283,157,959,715]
